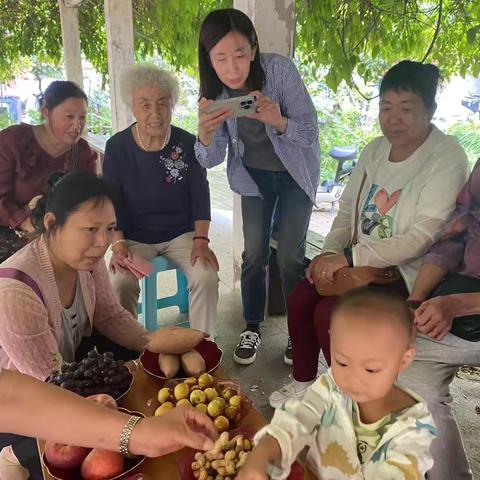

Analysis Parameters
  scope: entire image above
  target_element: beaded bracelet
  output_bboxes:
[111,239,127,250]
[119,415,142,458]
[193,236,210,243]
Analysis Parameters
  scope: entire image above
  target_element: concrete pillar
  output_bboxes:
[104,0,134,133]
[231,0,295,288]
[58,0,84,88]
[234,0,295,57]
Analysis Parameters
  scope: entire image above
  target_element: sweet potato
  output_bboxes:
[158,353,180,378]
[146,327,207,354]
[180,350,206,376]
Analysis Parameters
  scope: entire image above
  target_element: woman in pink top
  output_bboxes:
[0,171,148,479]
[0,171,148,380]
[0,81,98,263]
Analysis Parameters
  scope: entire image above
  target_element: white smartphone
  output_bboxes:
[205,95,257,118]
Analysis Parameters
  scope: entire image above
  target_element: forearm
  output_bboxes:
[446,293,480,317]
[259,435,282,463]
[111,230,126,253]
[194,220,210,238]
[409,264,448,301]
[273,117,288,134]
[0,370,129,449]
[250,435,282,469]
[194,130,228,168]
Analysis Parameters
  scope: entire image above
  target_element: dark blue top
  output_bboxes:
[103,125,211,244]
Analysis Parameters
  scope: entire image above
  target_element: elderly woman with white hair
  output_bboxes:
[103,64,219,338]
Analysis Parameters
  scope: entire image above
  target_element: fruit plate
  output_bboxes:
[178,427,305,480]
[140,339,223,381]
[46,350,135,402]
[45,371,134,403]
[42,408,146,480]
[159,377,252,430]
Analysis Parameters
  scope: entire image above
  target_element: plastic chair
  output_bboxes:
[138,256,189,331]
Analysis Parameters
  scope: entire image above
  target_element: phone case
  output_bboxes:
[205,95,256,118]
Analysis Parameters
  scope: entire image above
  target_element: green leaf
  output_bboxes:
[467,26,479,45]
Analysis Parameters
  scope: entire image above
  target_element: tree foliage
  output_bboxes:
[1,0,480,90]
[0,0,230,83]
[295,0,480,91]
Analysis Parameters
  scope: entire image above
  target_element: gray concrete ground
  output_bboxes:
[151,168,479,477]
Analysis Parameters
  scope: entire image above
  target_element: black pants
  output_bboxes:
[0,329,140,478]
[432,273,480,341]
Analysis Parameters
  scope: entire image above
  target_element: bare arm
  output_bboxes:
[194,219,210,239]
[0,370,217,457]
[191,220,219,271]
[443,293,480,317]
[408,264,448,301]
[236,435,282,480]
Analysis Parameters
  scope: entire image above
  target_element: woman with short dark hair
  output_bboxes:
[269,60,470,410]
[0,81,97,263]
[0,171,148,479]
[196,8,320,365]
[0,171,147,378]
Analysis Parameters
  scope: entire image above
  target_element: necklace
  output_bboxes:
[135,123,171,152]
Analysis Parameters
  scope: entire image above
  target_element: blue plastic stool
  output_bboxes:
[138,256,189,331]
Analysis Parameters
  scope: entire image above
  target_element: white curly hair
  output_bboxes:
[120,64,179,108]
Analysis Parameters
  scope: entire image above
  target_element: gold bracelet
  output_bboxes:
[111,239,126,250]
[119,415,142,458]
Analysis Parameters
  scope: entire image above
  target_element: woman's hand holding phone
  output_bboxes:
[247,91,287,133]
[198,97,231,146]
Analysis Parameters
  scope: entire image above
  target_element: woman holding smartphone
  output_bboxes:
[195,8,320,365]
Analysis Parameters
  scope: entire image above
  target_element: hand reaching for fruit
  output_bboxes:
[44,393,218,478]
[130,406,218,458]
[0,370,219,480]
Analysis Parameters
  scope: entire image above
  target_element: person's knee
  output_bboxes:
[277,248,304,276]
[188,265,219,293]
[110,272,140,299]
[287,279,315,312]
[242,242,269,269]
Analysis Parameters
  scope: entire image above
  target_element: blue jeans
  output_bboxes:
[241,168,313,326]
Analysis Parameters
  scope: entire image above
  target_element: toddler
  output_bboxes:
[237,288,436,479]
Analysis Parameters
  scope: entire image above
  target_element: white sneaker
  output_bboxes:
[269,380,313,409]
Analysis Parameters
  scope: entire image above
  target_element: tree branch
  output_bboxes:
[421,0,442,62]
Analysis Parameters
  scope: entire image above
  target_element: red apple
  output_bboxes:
[81,449,125,480]
[86,393,118,410]
[44,441,91,470]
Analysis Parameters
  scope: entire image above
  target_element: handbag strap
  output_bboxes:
[351,171,368,246]
[68,143,79,171]
[0,268,45,306]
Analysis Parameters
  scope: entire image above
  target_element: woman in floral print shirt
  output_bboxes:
[103,65,219,339]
